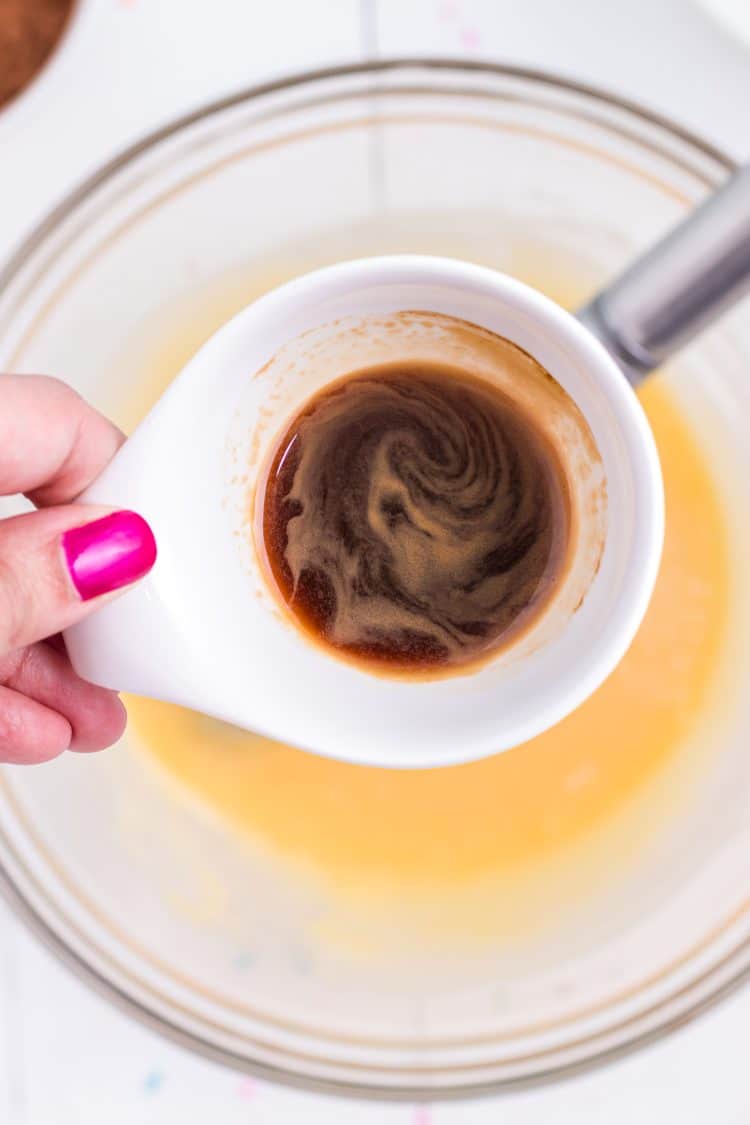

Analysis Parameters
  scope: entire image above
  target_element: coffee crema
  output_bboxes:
[259,356,573,676]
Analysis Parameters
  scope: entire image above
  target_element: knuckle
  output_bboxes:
[0,700,23,746]
[4,643,37,691]
[0,556,25,654]
[33,373,80,404]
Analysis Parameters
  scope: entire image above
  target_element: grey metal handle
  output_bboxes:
[577,164,750,386]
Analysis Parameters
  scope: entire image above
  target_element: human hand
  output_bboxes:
[0,375,156,764]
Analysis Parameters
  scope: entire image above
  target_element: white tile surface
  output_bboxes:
[2,0,750,1121]
[697,0,750,44]
[375,0,750,161]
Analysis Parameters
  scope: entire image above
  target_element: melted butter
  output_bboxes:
[123,265,732,899]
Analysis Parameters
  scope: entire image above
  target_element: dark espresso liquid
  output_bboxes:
[260,361,572,675]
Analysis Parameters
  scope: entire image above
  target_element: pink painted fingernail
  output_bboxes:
[62,511,157,601]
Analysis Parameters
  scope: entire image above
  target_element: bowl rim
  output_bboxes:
[0,56,736,294]
[0,57,743,1101]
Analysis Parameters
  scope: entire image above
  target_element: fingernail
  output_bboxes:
[62,511,157,602]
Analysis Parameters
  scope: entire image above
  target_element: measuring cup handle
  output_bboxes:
[577,163,750,386]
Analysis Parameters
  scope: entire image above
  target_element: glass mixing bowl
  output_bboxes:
[1,61,750,1098]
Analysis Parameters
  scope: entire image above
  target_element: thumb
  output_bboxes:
[0,507,157,655]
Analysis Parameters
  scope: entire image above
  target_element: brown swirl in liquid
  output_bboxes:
[260,360,571,675]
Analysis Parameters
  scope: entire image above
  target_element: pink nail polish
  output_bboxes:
[62,511,157,602]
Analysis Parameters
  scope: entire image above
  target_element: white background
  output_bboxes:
[1,1,750,1120]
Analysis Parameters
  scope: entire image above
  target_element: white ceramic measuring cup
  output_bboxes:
[63,256,663,767]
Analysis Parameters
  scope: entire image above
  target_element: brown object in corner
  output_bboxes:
[0,0,74,109]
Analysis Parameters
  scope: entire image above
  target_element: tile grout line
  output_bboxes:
[359,0,380,57]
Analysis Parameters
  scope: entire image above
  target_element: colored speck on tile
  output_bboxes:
[289,946,313,975]
[412,1108,433,1125]
[143,1070,164,1095]
[232,951,256,971]
[437,0,458,19]
[460,26,481,48]
[237,1077,257,1100]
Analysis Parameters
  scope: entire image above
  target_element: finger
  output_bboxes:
[2,642,126,752]
[0,684,72,764]
[0,374,124,504]
[0,505,156,654]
